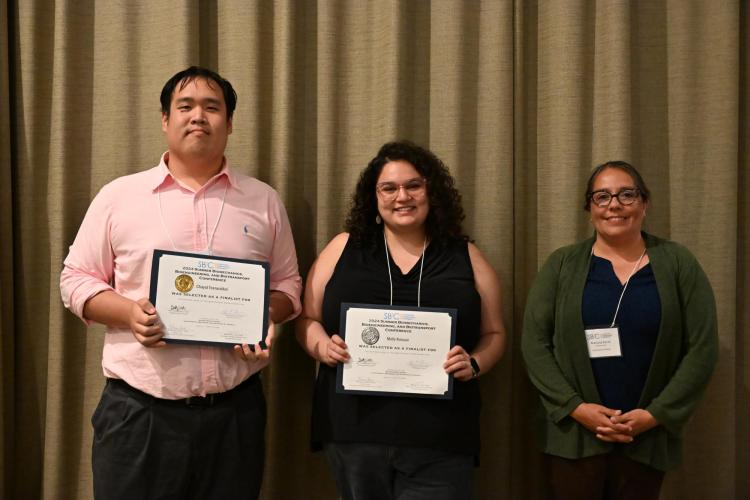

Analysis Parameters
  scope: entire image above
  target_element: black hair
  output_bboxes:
[584,160,651,211]
[160,66,237,120]
[345,141,469,246]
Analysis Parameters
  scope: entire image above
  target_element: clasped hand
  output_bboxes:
[571,403,658,443]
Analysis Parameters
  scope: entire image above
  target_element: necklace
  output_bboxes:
[592,245,648,327]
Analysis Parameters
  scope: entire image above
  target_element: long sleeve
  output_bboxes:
[646,247,719,435]
[521,249,584,423]
[267,191,302,321]
[60,185,116,324]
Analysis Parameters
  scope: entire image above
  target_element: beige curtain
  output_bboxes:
[0,1,746,498]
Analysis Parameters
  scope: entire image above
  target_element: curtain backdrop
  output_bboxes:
[1,1,746,499]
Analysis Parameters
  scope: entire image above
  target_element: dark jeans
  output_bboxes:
[324,442,474,500]
[546,452,665,500]
[92,376,265,500]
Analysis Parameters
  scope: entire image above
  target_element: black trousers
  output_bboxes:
[324,442,474,500]
[92,376,266,500]
[545,452,665,500]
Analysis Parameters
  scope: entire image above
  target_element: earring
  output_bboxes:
[375,215,382,224]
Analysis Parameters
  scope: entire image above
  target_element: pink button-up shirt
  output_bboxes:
[60,154,302,399]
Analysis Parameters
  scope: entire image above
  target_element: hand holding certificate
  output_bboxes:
[149,250,270,347]
[337,303,457,399]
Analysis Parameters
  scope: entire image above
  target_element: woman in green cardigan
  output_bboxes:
[521,161,718,500]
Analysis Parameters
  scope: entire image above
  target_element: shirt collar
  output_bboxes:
[149,151,240,192]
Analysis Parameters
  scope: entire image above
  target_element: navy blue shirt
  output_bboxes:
[582,255,661,412]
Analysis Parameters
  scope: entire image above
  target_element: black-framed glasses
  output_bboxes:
[589,188,641,207]
[375,178,427,200]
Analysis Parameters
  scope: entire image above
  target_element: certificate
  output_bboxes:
[336,303,457,399]
[149,250,269,347]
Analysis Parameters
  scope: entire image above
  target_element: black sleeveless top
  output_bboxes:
[311,235,483,456]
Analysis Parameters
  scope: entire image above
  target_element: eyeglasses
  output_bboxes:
[376,178,427,200]
[589,188,641,207]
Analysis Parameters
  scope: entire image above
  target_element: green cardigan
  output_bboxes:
[521,233,718,471]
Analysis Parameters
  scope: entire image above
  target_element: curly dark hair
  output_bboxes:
[345,141,469,247]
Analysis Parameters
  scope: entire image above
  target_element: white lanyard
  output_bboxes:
[157,179,228,256]
[599,247,648,327]
[383,230,427,307]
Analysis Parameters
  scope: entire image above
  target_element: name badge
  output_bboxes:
[584,326,622,358]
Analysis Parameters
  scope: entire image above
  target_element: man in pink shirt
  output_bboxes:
[60,66,302,499]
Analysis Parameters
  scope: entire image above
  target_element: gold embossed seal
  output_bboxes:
[175,274,194,293]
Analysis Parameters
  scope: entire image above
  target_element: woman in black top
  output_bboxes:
[296,141,506,500]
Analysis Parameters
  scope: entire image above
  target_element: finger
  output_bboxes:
[609,413,632,424]
[132,322,162,337]
[264,324,275,347]
[135,332,165,347]
[328,340,346,354]
[442,354,464,369]
[450,356,472,370]
[612,422,633,433]
[329,351,348,363]
[132,308,161,331]
[233,345,246,360]
[444,359,470,374]
[595,434,619,443]
[596,432,633,443]
[136,298,157,315]
[445,345,466,358]
[599,407,623,418]
[331,335,348,349]
[328,343,350,362]
[330,347,349,361]
[134,309,158,326]
[254,342,270,360]
[258,334,273,351]
[596,423,632,435]
[234,344,257,361]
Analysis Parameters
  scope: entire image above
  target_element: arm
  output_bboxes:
[599,250,717,440]
[295,233,350,367]
[521,250,588,423]
[60,186,117,323]
[269,290,295,324]
[60,185,165,347]
[267,192,303,322]
[235,195,303,362]
[640,249,718,436]
[84,292,165,347]
[521,251,627,437]
[444,243,507,381]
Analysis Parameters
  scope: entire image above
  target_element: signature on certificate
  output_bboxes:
[169,305,188,315]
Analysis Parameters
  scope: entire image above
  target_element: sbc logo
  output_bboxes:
[196,260,230,270]
[382,312,415,321]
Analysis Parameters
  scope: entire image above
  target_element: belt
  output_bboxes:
[107,375,258,408]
